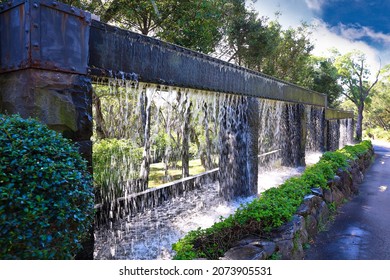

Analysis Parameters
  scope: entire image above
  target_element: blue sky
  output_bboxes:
[250,0,390,70]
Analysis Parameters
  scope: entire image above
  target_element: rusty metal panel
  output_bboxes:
[0,0,91,74]
[0,0,30,73]
[30,0,91,74]
[31,0,91,74]
[89,21,327,107]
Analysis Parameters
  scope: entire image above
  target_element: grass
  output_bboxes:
[148,159,208,187]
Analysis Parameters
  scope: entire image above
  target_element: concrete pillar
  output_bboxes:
[0,69,92,163]
[218,95,258,200]
[281,103,306,167]
[326,119,340,151]
[319,108,326,152]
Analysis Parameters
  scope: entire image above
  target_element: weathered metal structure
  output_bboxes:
[0,0,354,259]
[0,0,93,162]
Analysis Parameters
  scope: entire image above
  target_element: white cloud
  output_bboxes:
[252,0,314,28]
[305,0,326,12]
[251,1,390,70]
[310,19,383,75]
[330,23,390,45]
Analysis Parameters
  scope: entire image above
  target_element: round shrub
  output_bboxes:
[0,114,94,259]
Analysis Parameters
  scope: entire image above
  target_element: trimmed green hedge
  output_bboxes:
[172,140,373,260]
[0,114,94,259]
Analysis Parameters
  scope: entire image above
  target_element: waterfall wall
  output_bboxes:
[306,106,326,152]
[0,0,355,222]
[218,95,258,200]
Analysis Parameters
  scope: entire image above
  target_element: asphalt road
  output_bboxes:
[304,140,390,260]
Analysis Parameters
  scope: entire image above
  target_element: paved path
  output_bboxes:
[305,140,390,260]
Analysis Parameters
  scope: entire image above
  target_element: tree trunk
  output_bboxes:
[92,91,107,139]
[355,104,364,142]
[181,93,192,178]
[203,102,213,170]
[139,89,152,186]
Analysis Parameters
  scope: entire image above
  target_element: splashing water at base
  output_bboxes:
[305,151,323,166]
[257,166,305,194]
[94,181,255,260]
[94,151,321,260]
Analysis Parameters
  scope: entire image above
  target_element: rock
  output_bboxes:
[258,241,277,257]
[316,201,329,226]
[332,175,342,186]
[331,188,345,207]
[297,203,311,217]
[333,171,352,198]
[311,187,323,197]
[275,239,294,259]
[273,215,305,241]
[323,188,333,204]
[221,148,372,260]
[222,245,267,260]
[305,214,318,238]
[299,227,309,245]
[233,235,260,247]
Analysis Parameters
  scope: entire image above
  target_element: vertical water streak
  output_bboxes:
[92,78,144,212]
[305,105,325,152]
[339,119,347,148]
[218,94,257,200]
[327,119,340,151]
[280,103,306,167]
[257,99,283,170]
[180,89,191,177]
[139,86,156,185]
[347,118,354,144]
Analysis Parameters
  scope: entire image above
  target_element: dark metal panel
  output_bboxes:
[0,0,91,74]
[30,0,91,74]
[89,21,327,106]
[0,0,29,73]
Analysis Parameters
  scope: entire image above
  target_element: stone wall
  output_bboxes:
[0,69,93,166]
[222,146,374,260]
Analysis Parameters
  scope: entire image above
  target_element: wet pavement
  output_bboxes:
[305,140,390,260]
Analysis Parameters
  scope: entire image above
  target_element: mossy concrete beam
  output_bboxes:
[89,21,327,107]
[325,108,354,120]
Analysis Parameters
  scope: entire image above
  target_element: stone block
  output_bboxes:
[323,188,333,204]
[305,214,318,238]
[316,201,329,226]
[222,245,267,260]
[0,69,92,142]
[311,187,323,197]
[331,188,345,207]
[273,215,305,241]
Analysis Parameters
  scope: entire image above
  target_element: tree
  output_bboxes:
[334,50,380,141]
[158,0,227,53]
[82,0,227,54]
[365,64,390,131]
[261,24,314,85]
[308,56,343,108]
[219,0,272,66]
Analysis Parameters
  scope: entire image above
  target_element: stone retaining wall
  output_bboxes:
[222,147,374,260]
